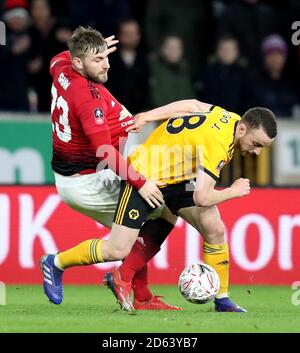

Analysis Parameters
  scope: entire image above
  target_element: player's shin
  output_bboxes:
[120,219,174,280]
[203,242,229,298]
[56,239,104,269]
[123,219,174,301]
[131,265,152,301]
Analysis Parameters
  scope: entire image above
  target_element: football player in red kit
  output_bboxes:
[40,26,202,310]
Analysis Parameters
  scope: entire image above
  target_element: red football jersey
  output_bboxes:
[50,51,135,176]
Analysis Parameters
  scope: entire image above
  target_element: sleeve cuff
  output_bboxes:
[199,166,219,181]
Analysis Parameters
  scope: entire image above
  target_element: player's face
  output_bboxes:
[237,125,274,156]
[81,48,111,83]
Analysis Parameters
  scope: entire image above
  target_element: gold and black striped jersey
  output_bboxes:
[129,105,241,184]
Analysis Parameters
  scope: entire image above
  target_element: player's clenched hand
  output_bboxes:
[230,178,251,198]
[126,113,147,133]
[105,35,119,55]
[138,180,165,208]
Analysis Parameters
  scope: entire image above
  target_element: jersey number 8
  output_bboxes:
[166,115,206,134]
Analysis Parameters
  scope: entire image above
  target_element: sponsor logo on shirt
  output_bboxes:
[121,119,135,128]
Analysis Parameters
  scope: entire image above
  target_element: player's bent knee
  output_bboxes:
[108,246,131,261]
[215,220,225,237]
[203,220,226,244]
[203,217,225,235]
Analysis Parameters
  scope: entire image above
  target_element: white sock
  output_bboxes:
[54,254,64,271]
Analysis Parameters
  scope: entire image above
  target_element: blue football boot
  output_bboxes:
[39,254,63,305]
[214,297,247,313]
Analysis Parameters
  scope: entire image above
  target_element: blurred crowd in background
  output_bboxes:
[0,0,300,119]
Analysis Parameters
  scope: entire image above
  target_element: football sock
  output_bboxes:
[118,219,174,301]
[131,265,152,302]
[203,242,229,298]
[56,239,103,269]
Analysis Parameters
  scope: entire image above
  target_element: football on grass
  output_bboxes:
[178,263,220,304]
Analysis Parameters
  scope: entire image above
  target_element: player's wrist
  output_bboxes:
[126,163,146,190]
[130,177,146,190]
[226,186,237,199]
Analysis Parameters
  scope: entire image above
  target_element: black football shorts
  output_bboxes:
[113,180,196,229]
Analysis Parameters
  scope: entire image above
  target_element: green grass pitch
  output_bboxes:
[0,285,299,333]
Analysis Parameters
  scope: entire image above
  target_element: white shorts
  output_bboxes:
[54,169,121,228]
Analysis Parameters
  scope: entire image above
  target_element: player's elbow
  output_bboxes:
[191,99,211,113]
[193,191,213,207]
[194,199,212,207]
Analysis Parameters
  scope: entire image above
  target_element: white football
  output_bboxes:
[178,263,220,304]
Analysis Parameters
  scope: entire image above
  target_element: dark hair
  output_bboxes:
[118,17,138,28]
[217,33,238,45]
[67,26,106,59]
[241,107,277,138]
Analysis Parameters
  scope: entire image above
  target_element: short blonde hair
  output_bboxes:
[67,26,106,59]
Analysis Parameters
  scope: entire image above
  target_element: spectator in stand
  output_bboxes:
[68,0,131,37]
[196,34,254,115]
[0,0,31,111]
[106,19,149,114]
[253,34,299,117]
[28,0,72,112]
[218,0,280,67]
[149,35,196,108]
[145,0,213,76]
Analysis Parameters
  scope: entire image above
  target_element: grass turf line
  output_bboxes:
[0,285,299,333]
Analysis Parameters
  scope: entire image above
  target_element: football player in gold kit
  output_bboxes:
[55,102,277,312]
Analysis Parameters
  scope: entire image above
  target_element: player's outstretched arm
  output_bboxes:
[193,169,250,207]
[126,99,213,133]
[89,131,164,208]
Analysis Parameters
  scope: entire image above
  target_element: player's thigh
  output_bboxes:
[113,181,153,229]
[66,206,115,229]
[110,181,155,255]
[54,170,120,228]
[177,205,224,238]
[158,206,178,225]
[161,181,195,219]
